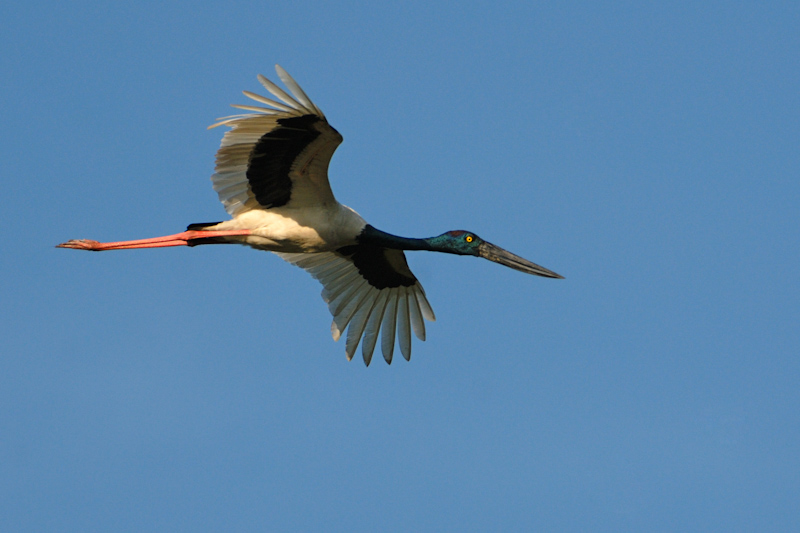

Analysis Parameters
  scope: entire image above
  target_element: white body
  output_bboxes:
[211,203,367,253]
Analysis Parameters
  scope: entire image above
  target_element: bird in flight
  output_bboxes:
[58,65,562,365]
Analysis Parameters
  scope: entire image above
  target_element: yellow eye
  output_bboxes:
[465,235,473,243]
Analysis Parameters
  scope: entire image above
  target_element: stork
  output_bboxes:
[58,66,563,365]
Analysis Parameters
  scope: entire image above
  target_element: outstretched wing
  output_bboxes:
[276,248,436,366]
[208,65,343,215]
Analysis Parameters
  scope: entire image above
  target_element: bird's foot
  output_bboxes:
[56,239,102,250]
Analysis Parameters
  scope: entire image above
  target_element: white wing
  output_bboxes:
[208,65,342,215]
[276,251,436,366]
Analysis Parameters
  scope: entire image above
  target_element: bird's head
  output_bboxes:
[429,230,564,278]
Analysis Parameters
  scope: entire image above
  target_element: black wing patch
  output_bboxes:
[186,222,223,231]
[247,114,321,209]
[337,245,417,289]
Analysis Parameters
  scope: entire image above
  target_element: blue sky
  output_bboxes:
[2,1,799,530]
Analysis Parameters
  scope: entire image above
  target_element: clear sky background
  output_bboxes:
[2,1,798,531]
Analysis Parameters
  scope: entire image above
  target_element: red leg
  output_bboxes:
[56,229,253,251]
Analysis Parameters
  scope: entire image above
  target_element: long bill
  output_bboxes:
[478,241,564,278]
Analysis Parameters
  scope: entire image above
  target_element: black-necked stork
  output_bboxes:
[58,66,563,365]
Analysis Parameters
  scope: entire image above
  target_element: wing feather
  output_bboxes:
[208,66,342,215]
[332,281,372,341]
[276,65,326,118]
[329,276,367,317]
[229,104,283,114]
[257,73,313,113]
[276,251,435,365]
[380,294,399,364]
[408,288,426,342]
[397,289,412,361]
[361,291,389,366]
[241,90,297,112]
[415,288,436,322]
[345,291,379,361]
